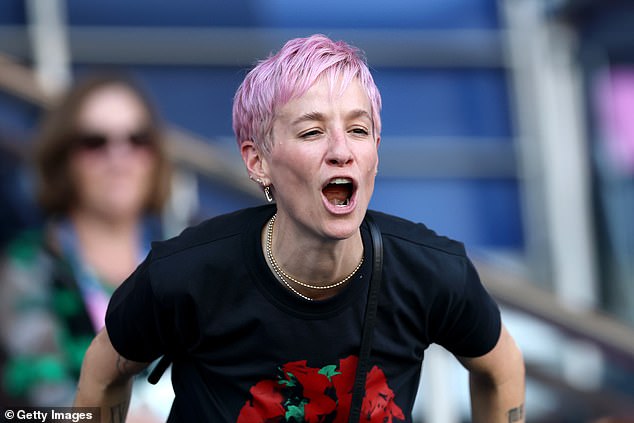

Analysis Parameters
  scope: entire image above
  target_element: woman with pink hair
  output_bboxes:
[74,34,525,423]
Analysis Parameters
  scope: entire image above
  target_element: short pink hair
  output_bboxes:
[232,34,382,154]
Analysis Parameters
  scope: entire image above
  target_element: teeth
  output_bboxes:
[330,178,352,185]
[334,198,350,207]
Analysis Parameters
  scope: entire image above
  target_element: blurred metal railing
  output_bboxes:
[476,258,634,416]
[476,260,634,366]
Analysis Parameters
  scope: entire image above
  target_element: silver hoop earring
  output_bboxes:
[264,186,273,203]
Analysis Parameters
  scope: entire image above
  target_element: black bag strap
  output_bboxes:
[348,213,384,423]
[148,352,171,385]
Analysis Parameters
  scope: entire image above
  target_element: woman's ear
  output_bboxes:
[240,140,270,184]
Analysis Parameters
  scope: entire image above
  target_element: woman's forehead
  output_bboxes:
[275,77,372,123]
[77,86,147,130]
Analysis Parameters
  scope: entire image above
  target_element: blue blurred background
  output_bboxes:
[1,0,633,421]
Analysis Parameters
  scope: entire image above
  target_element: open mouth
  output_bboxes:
[322,177,354,207]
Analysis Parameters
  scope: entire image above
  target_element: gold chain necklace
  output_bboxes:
[265,214,363,301]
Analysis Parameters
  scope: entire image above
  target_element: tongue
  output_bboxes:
[323,185,350,205]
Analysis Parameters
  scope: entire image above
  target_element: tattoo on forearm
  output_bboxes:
[507,404,525,422]
[109,401,129,423]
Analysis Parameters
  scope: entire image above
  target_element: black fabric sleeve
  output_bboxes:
[432,257,501,358]
[105,252,172,362]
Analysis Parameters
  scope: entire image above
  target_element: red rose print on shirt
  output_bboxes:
[237,355,405,423]
[237,380,286,422]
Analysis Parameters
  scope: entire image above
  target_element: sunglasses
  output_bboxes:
[74,130,154,152]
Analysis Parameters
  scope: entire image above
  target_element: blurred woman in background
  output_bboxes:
[0,73,171,415]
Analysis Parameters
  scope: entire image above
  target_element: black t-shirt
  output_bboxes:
[106,205,501,422]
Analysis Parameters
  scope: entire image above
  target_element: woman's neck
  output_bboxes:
[69,210,142,287]
[262,213,364,299]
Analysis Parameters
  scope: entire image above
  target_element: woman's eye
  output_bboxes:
[300,130,322,138]
[351,127,369,135]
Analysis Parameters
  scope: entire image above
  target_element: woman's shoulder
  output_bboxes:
[367,210,467,259]
[149,205,272,261]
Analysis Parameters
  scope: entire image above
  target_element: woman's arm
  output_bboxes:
[74,328,149,423]
[458,324,526,423]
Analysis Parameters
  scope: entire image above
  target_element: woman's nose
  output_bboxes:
[326,131,353,166]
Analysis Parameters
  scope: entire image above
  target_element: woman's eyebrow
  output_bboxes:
[291,109,372,126]
[291,111,325,126]
[346,109,372,122]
